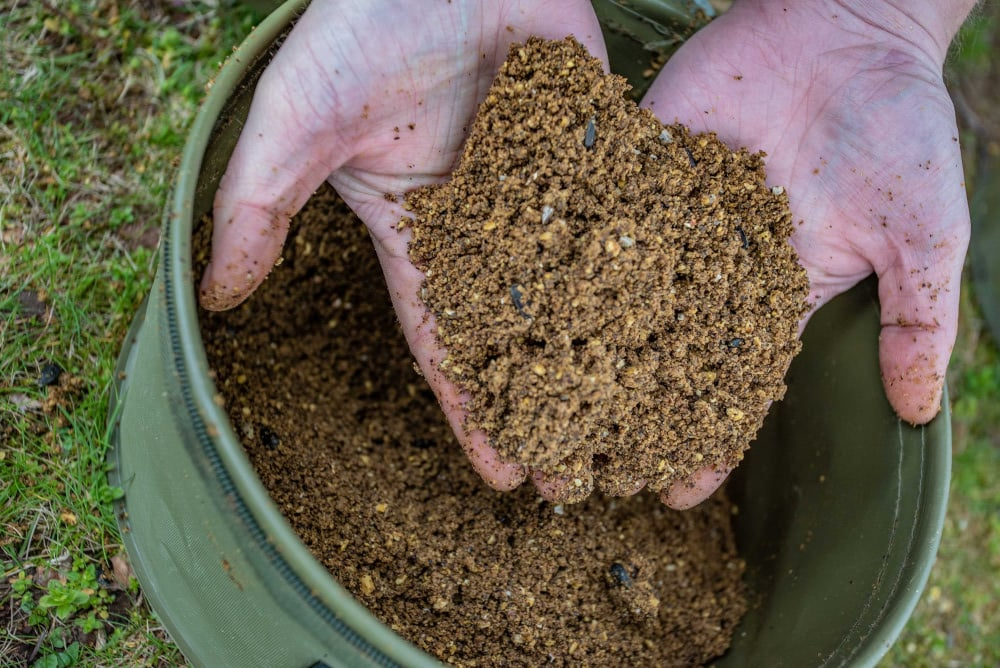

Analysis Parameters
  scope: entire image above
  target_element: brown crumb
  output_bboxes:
[407,37,808,500]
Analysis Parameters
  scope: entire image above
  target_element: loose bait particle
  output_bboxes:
[736,226,749,249]
[683,146,697,167]
[258,424,280,450]
[510,283,532,319]
[609,562,634,588]
[584,117,597,149]
[37,362,63,387]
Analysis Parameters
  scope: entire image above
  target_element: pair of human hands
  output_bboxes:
[200,0,971,509]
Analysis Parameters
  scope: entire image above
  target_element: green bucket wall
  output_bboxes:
[108,1,950,666]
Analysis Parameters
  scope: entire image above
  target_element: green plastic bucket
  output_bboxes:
[108,2,950,666]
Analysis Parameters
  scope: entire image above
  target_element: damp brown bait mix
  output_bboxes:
[406,36,809,502]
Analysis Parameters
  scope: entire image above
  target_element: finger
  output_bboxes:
[370,230,528,491]
[200,12,349,311]
[533,465,646,503]
[432,377,527,492]
[408,319,528,491]
[531,469,594,504]
[875,235,966,424]
[659,464,733,510]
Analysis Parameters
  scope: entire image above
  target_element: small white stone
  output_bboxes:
[541,205,554,224]
[771,185,785,195]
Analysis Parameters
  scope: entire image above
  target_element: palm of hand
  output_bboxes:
[202,0,606,489]
[643,4,969,425]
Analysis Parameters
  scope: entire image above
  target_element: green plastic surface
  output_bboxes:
[108,1,949,666]
[592,0,713,99]
[723,279,950,667]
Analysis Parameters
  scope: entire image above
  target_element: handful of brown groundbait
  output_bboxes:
[406,36,808,503]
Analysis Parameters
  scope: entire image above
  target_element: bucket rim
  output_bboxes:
[165,1,441,665]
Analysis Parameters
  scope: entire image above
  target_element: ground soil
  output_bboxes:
[407,37,808,502]
[1,370,136,668]
[199,185,748,666]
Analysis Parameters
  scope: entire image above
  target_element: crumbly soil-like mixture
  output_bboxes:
[199,186,747,666]
[406,37,809,501]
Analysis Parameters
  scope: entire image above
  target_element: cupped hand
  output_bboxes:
[200,0,607,492]
[642,0,971,508]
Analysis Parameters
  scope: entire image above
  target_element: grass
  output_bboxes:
[1,1,997,666]
[1,1,258,665]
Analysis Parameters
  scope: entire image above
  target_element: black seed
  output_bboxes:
[736,226,749,249]
[510,284,532,319]
[610,562,633,588]
[524,337,545,350]
[258,424,280,450]
[683,146,697,167]
[37,362,63,387]
[412,438,435,449]
[584,118,597,149]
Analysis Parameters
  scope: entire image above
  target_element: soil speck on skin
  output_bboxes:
[406,37,809,501]
[199,185,747,666]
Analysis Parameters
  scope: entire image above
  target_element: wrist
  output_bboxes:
[828,0,978,65]
[731,0,977,68]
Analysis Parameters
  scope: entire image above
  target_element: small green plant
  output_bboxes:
[23,560,114,629]
[38,578,93,620]
[33,630,82,668]
[11,570,33,602]
[77,611,104,634]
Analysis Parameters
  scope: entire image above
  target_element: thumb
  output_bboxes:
[875,236,965,424]
[200,24,349,311]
